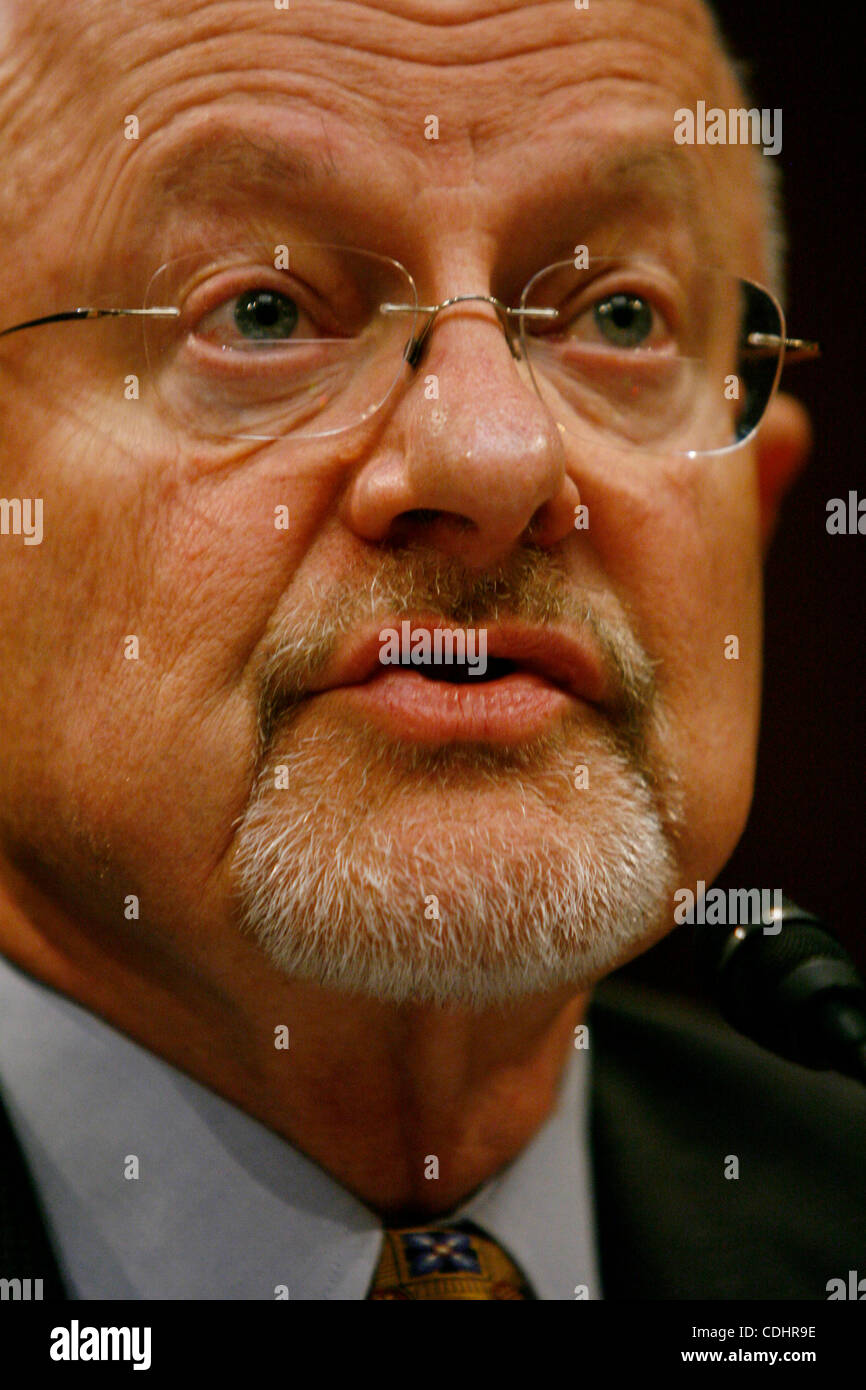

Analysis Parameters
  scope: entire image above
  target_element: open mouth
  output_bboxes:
[305,618,608,712]
[317,625,597,744]
[403,657,520,685]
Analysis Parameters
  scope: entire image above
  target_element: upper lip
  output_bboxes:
[306,616,610,706]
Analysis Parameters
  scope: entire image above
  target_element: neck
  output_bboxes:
[0,869,588,1216]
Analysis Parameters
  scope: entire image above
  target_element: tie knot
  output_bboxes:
[367,1222,533,1300]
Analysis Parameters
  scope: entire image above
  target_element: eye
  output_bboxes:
[233,288,299,340]
[186,270,341,349]
[521,268,678,353]
[593,292,655,348]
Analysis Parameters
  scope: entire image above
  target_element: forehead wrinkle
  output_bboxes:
[114,0,720,70]
[131,31,727,220]
[0,0,760,281]
[71,18,725,254]
[0,0,729,165]
[264,0,722,72]
[2,0,725,102]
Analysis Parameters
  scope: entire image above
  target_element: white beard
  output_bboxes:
[232,703,681,1009]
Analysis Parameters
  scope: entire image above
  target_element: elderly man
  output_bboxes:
[0,0,862,1304]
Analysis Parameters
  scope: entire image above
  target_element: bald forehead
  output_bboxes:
[0,0,741,185]
[0,0,764,286]
[3,0,720,38]
[2,0,729,97]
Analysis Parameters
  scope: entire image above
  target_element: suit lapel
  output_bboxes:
[588,980,866,1300]
[0,1087,67,1299]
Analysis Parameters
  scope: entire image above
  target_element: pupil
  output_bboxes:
[595,294,653,347]
[234,290,298,339]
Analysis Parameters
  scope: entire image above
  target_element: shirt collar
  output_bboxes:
[0,953,600,1299]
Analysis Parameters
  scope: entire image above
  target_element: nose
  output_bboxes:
[341,294,581,570]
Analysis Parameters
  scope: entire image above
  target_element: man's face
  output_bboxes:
[0,0,791,1008]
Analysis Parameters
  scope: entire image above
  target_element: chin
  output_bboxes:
[231,718,683,1009]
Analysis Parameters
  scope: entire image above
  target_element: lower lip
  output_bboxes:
[327,669,578,743]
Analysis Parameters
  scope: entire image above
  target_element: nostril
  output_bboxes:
[390,510,475,546]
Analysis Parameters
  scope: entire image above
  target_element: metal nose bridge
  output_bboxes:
[379,293,557,370]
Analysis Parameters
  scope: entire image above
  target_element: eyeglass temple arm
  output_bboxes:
[745,332,821,362]
[0,307,180,339]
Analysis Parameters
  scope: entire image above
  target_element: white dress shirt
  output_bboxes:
[0,953,602,1299]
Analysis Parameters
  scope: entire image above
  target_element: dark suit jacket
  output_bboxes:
[2,977,864,1300]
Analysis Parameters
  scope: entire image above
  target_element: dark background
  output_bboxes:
[623,1,866,997]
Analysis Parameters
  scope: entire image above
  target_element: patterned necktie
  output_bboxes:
[367,1222,533,1299]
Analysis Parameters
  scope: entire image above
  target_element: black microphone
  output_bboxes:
[694,896,866,1085]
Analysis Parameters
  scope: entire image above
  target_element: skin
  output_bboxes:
[0,0,810,1218]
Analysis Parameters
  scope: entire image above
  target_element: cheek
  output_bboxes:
[0,423,332,927]
[581,448,764,879]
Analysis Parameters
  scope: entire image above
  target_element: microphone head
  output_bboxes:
[694,897,866,1068]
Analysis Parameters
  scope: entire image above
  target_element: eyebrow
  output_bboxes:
[151,129,334,206]
[142,127,717,273]
[558,141,721,265]
[597,145,699,207]
[151,127,700,208]
[572,143,704,234]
